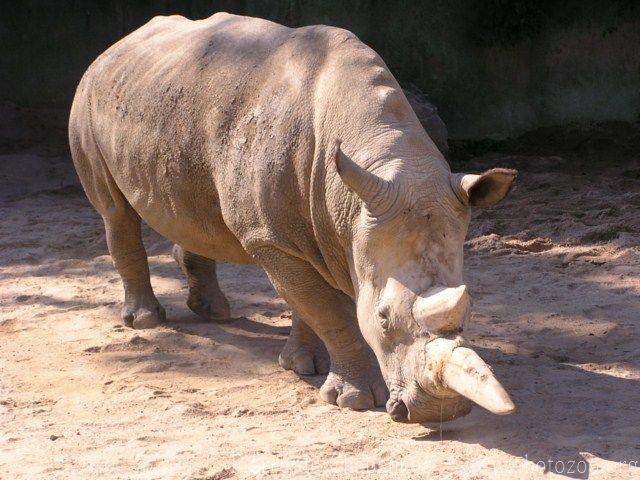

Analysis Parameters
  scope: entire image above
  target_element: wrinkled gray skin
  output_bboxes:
[69,13,516,423]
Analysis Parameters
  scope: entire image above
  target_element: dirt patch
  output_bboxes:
[1,117,640,479]
[501,238,555,253]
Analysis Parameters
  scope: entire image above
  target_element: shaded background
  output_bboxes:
[1,0,640,139]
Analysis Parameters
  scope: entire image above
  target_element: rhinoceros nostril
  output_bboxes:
[386,398,409,423]
[377,304,389,319]
[377,304,391,330]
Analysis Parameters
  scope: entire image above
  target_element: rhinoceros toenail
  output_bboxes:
[386,398,408,422]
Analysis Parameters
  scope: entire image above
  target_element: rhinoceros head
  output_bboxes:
[334,144,517,423]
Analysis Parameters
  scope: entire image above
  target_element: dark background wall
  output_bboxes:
[2,0,639,138]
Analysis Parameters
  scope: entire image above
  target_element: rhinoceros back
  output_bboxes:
[70,12,346,260]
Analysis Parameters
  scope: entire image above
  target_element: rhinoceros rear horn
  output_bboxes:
[441,346,516,415]
[333,141,395,215]
[412,285,470,333]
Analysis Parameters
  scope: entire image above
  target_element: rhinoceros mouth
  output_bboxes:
[387,382,473,424]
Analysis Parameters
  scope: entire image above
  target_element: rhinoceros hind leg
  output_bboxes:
[70,111,164,329]
[172,244,231,321]
[279,316,330,375]
[253,247,388,410]
[102,201,165,329]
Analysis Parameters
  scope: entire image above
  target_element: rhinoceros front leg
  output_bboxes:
[253,247,387,410]
[172,245,231,321]
[279,316,330,375]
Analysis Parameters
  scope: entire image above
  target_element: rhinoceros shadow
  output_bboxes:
[153,240,640,480]
[152,253,639,480]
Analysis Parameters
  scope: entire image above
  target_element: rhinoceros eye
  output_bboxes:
[377,304,391,330]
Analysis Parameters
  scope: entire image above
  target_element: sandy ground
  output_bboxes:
[1,109,639,479]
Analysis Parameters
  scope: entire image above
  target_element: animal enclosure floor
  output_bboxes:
[1,122,639,479]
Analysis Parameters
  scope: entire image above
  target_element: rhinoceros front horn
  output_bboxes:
[424,338,516,416]
[333,141,396,215]
[441,345,516,415]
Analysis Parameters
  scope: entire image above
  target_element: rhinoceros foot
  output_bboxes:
[319,364,388,411]
[172,244,231,322]
[279,317,330,375]
[186,291,231,322]
[121,301,166,329]
[279,345,330,376]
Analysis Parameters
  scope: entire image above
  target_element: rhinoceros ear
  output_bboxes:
[451,168,517,207]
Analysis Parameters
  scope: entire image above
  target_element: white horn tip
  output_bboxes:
[442,347,516,416]
[491,393,516,415]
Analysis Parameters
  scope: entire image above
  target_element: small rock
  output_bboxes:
[232,407,252,417]
[129,335,150,346]
[50,434,61,441]
[210,467,236,480]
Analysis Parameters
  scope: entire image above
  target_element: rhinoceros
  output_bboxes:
[69,12,517,423]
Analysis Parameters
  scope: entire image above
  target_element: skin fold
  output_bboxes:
[69,13,516,421]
